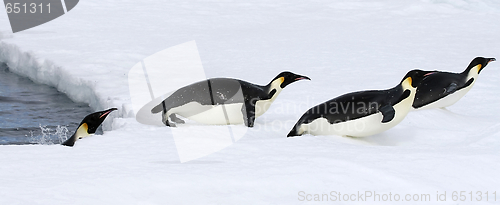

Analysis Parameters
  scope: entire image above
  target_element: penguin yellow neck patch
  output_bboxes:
[400,77,414,90]
[271,77,284,89]
[76,123,90,139]
[404,77,413,88]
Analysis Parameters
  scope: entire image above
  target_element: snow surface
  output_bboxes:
[1,0,500,204]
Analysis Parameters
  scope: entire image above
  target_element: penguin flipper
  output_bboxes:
[379,104,395,123]
[151,102,164,114]
[287,122,302,137]
[162,112,175,127]
[242,101,256,127]
[444,82,458,94]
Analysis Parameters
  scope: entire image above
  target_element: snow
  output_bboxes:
[1,0,500,204]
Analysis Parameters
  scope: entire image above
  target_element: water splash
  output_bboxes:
[29,125,70,145]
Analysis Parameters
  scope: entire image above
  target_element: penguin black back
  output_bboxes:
[151,78,256,114]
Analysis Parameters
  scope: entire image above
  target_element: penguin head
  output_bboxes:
[79,108,118,134]
[401,69,436,89]
[466,57,496,74]
[271,71,311,89]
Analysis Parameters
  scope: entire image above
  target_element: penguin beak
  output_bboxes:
[294,76,311,81]
[489,58,496,63]
[99,108,118,119]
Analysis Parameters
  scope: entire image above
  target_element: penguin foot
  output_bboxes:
[169,114,185,124]
[163,120,176,127]
[162,113,176,127]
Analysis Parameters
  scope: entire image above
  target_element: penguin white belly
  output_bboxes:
[255,98,276,117]
[168,99,275,125]
[299,113,384,137]
[169,102,245,125]
[418,83,474,110]
[300,94,414,137]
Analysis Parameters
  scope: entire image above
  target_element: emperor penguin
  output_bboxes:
[287,70,434,137]
[151,71,310,127]
[413,57,496,109]
[61,108,117,147]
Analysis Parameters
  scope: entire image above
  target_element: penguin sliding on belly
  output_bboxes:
[413,57,496,110]
[287,70,434,137]
[151,71,310,127]
[61,108,117,147]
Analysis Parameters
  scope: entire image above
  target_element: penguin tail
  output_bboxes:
[151,102,165,114]
[287,122,302,137]
[61,135,76,147]
[287,130,298,137]
[287,113,313,137]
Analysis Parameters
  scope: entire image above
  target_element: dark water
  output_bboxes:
[0,63,92,145]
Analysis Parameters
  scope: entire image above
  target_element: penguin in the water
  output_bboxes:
[151,71,310,127]
[413,57,496,110]
[61,108,117,147]
[287,70,434,137]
